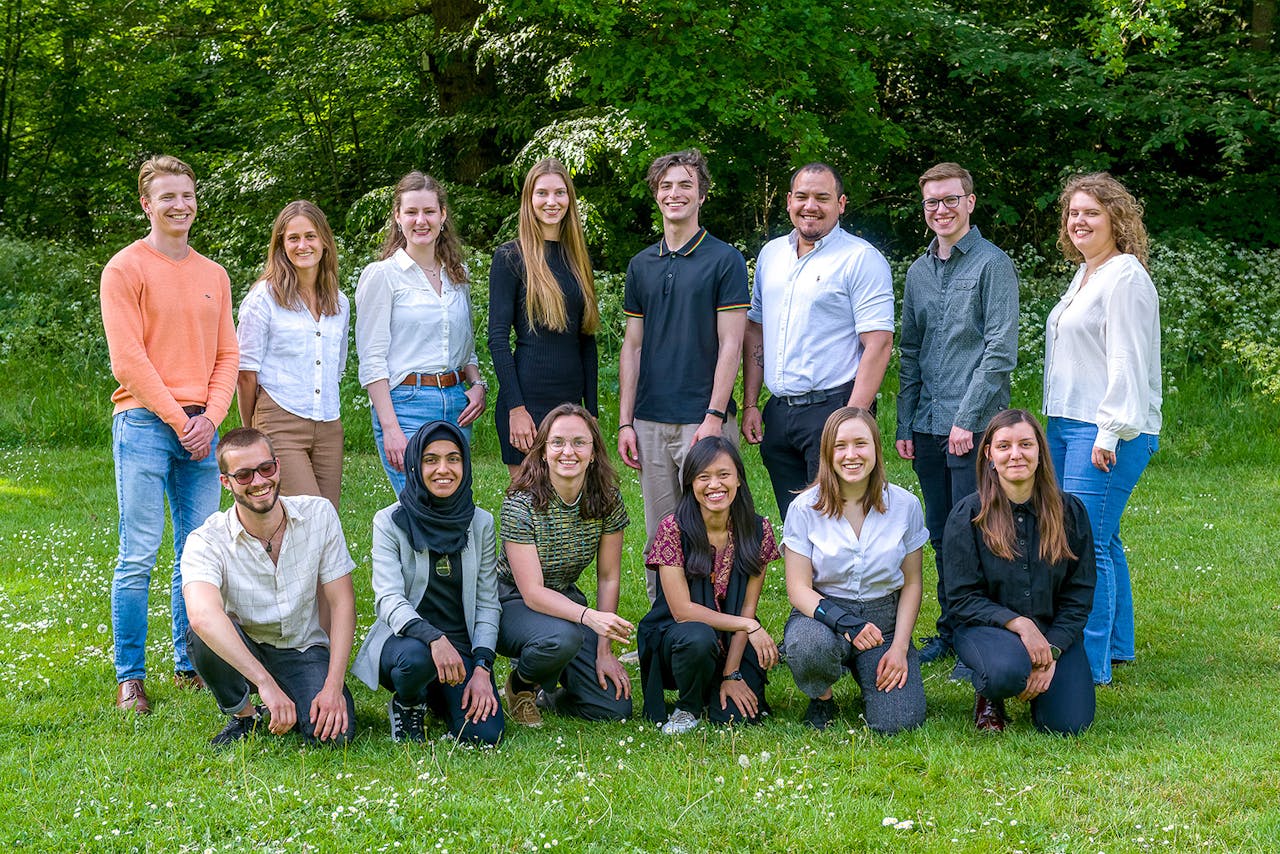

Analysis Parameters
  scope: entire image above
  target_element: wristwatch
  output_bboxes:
[1050,645,1062,661]
[470,377,488,391]
[722,670,744,682]
[474,657,493,672]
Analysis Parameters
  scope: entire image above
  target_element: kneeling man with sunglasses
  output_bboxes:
[181,427,358,747]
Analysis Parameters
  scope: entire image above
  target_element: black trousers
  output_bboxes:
[379,635,505,745]
[911,431,977,643]
[657,621,767,724]
[187,625,356,744]
[954,625,1095,735]
[760,383,862,521]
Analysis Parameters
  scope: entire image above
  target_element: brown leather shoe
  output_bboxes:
[116,679,152,715]
[973,694,1006,732]
[173,670,205,691]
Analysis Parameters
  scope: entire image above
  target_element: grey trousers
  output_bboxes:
[782,592,926,734]
[496,582,632,721]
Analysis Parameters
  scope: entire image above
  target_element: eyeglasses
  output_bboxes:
[548,437,593,451]
[224,458,279,485]
[921,194,969,211]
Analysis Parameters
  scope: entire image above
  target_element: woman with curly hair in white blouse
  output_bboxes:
[1043,172,1161,686]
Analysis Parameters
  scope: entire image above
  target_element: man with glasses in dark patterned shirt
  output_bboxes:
[896,163,1019,665]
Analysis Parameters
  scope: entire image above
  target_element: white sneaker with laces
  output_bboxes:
[661,708,700,735]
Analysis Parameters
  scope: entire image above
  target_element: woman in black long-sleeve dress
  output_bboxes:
[488,158,599,475]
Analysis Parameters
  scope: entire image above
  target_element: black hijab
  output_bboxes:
[392,420,474,555]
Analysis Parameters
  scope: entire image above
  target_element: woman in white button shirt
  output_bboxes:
[1043,172,1160,686]
[355,172,486,495]
[237,201,349,509]
[782,406,928,734]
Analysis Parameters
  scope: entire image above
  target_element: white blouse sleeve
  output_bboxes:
[235,282,272,372]
[1095,260,1160,451]
[355,263,393,387]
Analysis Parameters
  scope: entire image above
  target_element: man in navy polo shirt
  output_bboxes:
[618,148,749,603]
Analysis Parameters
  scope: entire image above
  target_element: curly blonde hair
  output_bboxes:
[1057,172,1149,269]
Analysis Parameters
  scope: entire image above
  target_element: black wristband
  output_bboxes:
[705,407,727,422]
[617,423,634,433]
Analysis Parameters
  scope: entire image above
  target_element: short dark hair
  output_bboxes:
[918,162,974,195]
[217,427,275,472]
[790,162,844,197]
[646,149,711,199]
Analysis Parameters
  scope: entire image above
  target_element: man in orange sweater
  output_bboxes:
[100,155,239,715]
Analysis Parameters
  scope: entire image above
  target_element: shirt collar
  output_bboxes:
[928,225,982,259]
[658,227,708,257]
[393,248,417,270]
[787,224,846,255]
[226,495,302,542]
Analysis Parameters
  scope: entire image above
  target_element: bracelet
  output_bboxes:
[743,403,759,410]
[747,622,763,635]
[705,407,727,422]
[617,423,634,433]
[579,606,589,624]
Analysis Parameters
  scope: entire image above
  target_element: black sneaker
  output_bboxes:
[802,697,837,731]
[388,695,426,743]
[211,705,265,747]
[918,636,954,664]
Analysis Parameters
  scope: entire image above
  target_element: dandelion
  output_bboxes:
[738,754,750,769]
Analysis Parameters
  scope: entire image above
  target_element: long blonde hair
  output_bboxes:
[1057,172,1150,269]
[516,158,598,334]
[260,200,342,316]
[378,171,468,284]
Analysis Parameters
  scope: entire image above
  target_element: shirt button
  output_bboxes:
[315,331,321,337]
[316,359,322,365]
[315,389,321,394]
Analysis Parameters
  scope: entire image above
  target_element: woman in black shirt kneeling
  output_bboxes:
[942,409,1096,735]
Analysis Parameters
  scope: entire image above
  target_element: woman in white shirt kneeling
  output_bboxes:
[783,406,928,734]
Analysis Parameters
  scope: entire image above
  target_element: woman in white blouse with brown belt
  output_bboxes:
[355,171,487,496]
[1043,172,1161,686]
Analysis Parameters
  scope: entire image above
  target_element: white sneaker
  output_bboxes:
[661,709,700,735]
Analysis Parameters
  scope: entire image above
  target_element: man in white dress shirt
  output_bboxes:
[742,163,895,520]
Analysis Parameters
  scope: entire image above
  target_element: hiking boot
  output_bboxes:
[504,673,543,727]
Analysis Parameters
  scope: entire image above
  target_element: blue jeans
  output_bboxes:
[371,382,470,496]
[1047,417,1157,684]
[111,409,221,681]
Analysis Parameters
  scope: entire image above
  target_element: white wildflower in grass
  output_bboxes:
[893,820,914,831]
[883,817,897,827]
[737,754,750,769]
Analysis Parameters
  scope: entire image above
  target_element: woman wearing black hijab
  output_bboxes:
[352,420,504,744]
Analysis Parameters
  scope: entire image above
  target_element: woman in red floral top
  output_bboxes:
[636,437,781,734]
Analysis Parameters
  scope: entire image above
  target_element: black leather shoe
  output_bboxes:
[802,697,837,731]
[973,694,1007,732]
[918,635,954,664]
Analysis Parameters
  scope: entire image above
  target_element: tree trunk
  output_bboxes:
[1255,0,1276,53]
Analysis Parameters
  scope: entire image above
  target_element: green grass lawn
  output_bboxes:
[2,403,1279,853]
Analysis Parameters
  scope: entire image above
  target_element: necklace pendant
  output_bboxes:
[265,541,272,554]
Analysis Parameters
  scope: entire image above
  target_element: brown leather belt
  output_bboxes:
[400,370,464,388]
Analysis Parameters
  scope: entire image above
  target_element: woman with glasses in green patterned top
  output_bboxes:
[495,403,634,726]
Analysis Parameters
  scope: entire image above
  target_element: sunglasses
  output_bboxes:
[224,458,279,485]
